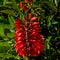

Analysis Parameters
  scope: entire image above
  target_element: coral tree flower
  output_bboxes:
[24,0,33,3]
[19,2,28,12]
[19,2,24,10]
[14,13,44,58]
[23,6,29,12]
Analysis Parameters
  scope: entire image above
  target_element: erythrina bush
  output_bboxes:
[0,0,59,60]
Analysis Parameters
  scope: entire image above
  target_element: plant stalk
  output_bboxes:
[25,57,29,60]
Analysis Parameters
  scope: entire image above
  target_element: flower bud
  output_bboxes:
[29,13,33,19]
[31,17,37,21]
[19,2,24,9]
[24,16,27,21]
[24,0,33,3]
[23,6,29,12]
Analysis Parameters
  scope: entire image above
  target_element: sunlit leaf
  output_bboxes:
[7,32,14,38]
[0,42,10,47]
[0,53,14,58]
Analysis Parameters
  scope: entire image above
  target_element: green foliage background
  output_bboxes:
[0,0,60,60]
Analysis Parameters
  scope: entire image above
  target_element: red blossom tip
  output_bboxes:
[24,0,33,3]
[31,17,37,21]
[29,13,33,19]
[19,2,24,9]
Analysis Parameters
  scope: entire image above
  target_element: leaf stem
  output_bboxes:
[25,57,29,60]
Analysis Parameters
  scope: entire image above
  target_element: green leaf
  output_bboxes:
[0,9,17,17]
[8,16,14,29]
[11,0,19,10]
[3,0,7,5]
[15,55,22,60]
[45,36,52,49]
[47,15,54,27]
[0,24,10,37]
[20,12,25,22]
[45,36,52,44]
[32,3,39,8]
[54,0,58,6]
[7,32,14,38]
[0,42,10,47]
[0,53,14,58]
[0,16,3,20]
[0,26,5,37]
[0,0,3,5]
[52,21,58,24]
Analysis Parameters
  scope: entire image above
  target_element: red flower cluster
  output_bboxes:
[19,0,33,12]
[14,14,44,58]
[19,2,28,12]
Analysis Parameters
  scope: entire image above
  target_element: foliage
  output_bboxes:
[0,0,60,60]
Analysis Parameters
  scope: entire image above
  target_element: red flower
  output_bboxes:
[14,18,25,29]
[14,14,44,57]
[14,18,21,29]
[19,2,24,9]
[19,2,29,12]
[24,16,27,21]
[29,13,33,19]
[31,17,37,21]
[24,0,33,3]
[23,6,29,12]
